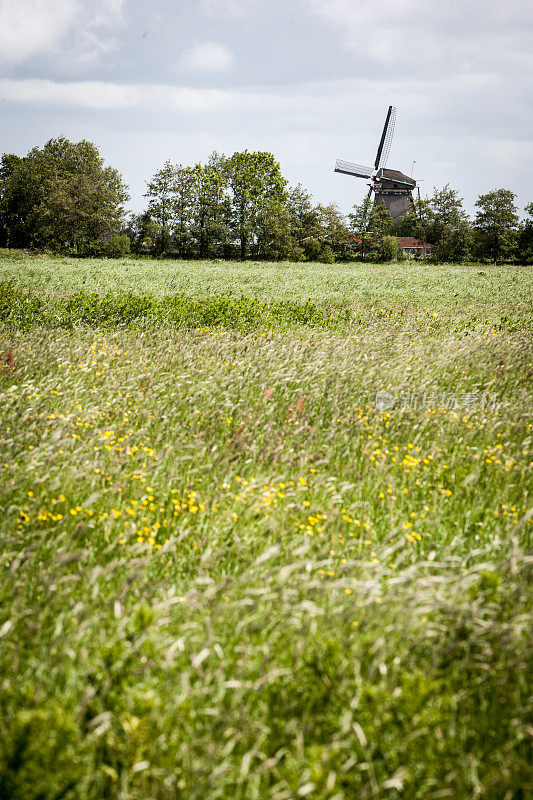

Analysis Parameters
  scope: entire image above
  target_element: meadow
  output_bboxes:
[0,253,532,799]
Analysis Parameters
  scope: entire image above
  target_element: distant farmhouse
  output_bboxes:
[397,237,434,257]
[347,234,434,259]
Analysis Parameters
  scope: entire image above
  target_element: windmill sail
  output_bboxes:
[334,159,373,179]
[377,108,396,170]
[374,106,396,170]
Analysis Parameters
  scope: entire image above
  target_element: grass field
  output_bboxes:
[2,252,532,304]
[1,254,532,799]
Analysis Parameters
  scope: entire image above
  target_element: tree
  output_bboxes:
[301,237,322,262]
[474,188,519,265]
[349,195,373,260]
[412,194,432,249]
[350,199,399,262]
[1,152,44,249]
[392,210,419,239]
[366,203,396,261]
[0,139,129,254]
[314,203,352,261]
[298,203,351,263]
[171,166,197,257]
[102,234,130,258]
[189,153,231,258]
[255,198,298,260]
[225,151,287,259]
[286,184,319,243]
[0,154,24,247]
[517,203,533,265]
[425,185,471,262]
[125,212,162,254]
[376,235,402,262]
[144,160,177,255]
[368,202,394,235]
[33,172,126,255]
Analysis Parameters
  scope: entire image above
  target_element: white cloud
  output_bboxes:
[0,73,521,119]
[0,78,139,109]
[0,0,77,62]
[0,0,126,64]
[179,41,235,73]
[0,77,298,112]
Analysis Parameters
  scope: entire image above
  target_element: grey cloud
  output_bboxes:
[304,0,533,79]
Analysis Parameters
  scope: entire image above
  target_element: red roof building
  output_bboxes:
[397,237,434,257]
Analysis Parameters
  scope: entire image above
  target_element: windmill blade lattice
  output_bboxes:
[334,159,373,179]
[377,106,396,170]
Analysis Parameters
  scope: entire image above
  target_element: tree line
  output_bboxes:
[1,137,532,264]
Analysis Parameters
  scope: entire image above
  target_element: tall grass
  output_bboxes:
[1,282,531,333]
[1,252,532,308]
[0,258,531,798]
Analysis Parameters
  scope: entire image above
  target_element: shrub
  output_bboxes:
[102,234,131,258]
[319,245,335,264]
[303,238,322,261]
[375,235,402,262]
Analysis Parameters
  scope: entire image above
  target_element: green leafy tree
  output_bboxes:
[0,154,24,247]
[190,154,231,258]
[225,151,287,259]
[366,203,396,261]
[301,237,322,262]
[255,198,299,260]
[368,202,394,235]
[101,234,130,258]
[286,184,320,243]
[376,234,402,262]
[125,212,160,254]
[314,203,352,261]
[474,188,519,265]
[144,161,177,255]
[392,210,420,239]
[349,195,373,260]
[433,224,472,263]
[171,166,196,258]
[425,185,472,262]
[33,172,126,255]
[144,161,197,257]
[412,194,432,248]
[319,244,336,264]
[517,202,533,265]
[1,138,128,254]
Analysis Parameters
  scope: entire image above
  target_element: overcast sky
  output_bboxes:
[1,0,532,217]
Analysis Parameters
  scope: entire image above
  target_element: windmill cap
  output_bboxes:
[376,168,416,187]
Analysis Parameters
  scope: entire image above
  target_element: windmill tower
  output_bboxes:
[334,106,417,220]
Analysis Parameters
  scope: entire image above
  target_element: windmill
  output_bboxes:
[334,106,417,220]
